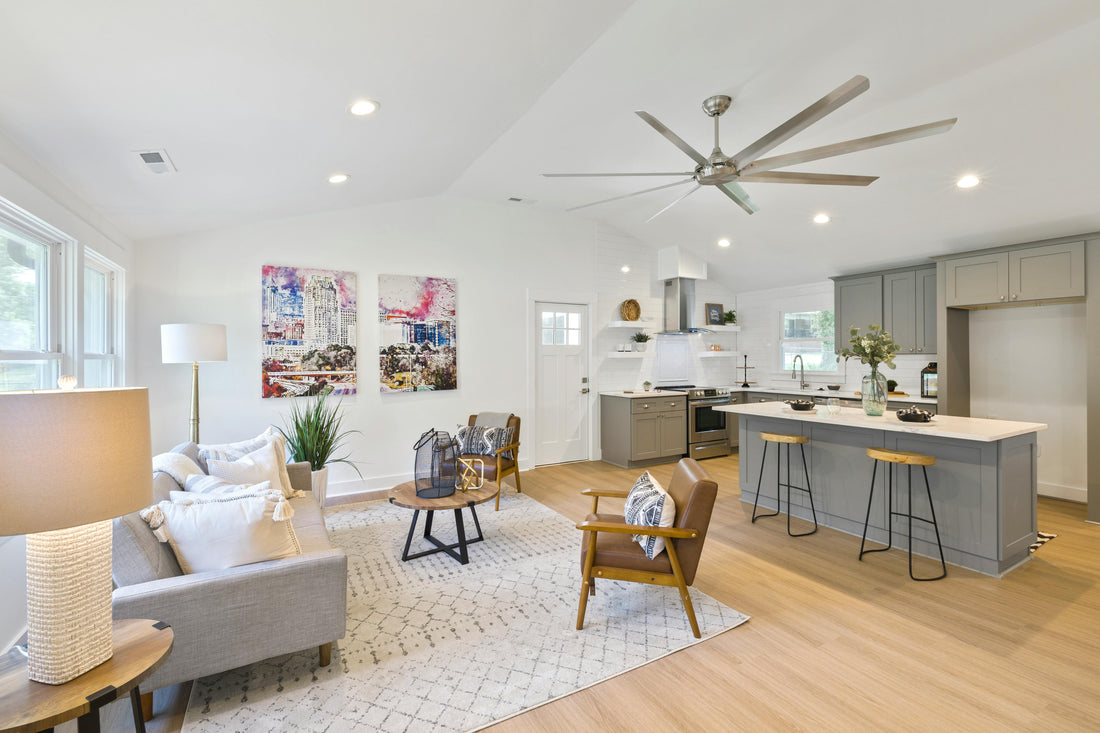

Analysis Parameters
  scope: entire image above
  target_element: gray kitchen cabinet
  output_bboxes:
[600,394,687,468]
[727,392,744,449]
[745,392,777,403]
[883,266,937,354]
[833,274,883,349]
[944,241,1084,307]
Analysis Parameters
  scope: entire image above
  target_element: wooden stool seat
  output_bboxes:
[760,431,808,444]
[866,447,936,466]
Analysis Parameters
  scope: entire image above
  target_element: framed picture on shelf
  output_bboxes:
[705,303,724,326]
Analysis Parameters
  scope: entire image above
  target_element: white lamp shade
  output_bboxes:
[0,387,153,536]
[161,323,228,363]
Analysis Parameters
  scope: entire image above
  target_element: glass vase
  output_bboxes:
[862,369,888,416]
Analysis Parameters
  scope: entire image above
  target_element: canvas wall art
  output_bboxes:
[378,274,456,392]
[261,265,357,398]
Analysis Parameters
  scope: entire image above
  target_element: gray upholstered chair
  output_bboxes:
[575,458,718,638]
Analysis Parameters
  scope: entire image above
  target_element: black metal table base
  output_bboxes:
[398,503,484,565]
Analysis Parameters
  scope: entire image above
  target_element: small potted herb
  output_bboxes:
[642,380,652,392]
[723,309,737,324]
[631,331,651,352]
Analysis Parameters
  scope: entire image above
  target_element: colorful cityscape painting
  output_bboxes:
[261,265,357,398]
[378,274,456,392]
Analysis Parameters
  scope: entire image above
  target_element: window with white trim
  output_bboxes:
[779,309,837,372]
[0,197,124,391]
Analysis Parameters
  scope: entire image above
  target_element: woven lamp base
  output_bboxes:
[25,520,114,684]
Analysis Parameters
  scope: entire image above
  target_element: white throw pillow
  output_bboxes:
[623,471,677,559]
[151,452,204,488]
[207,440,294,497]
[198,427,293,493]
[139,487,300,574]
[177,478,272,498]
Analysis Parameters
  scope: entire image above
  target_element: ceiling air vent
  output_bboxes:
[135,149,176,174]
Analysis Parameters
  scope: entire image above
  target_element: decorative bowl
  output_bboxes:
[896,406,933,423]
[826,385,841,391]
[786,399,815,411]
[620,298,640,321]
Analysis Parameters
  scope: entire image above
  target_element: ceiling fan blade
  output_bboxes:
[718,182,760,215]
[738,171,878,186]
[542,172,694,177]
[634,111,708,165]
[646,185,702,222]
[742,118,958,174]
[565,178,695,212]
[732,75,870,169]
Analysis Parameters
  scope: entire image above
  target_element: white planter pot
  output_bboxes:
[634,342,647,352]
[311,465,329,508]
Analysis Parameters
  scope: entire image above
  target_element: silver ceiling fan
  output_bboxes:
[543,75,956,219]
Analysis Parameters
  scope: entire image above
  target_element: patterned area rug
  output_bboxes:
[1029,531,1057,553]
[182,491,749,732]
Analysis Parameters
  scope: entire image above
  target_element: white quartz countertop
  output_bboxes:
[725,385,936,404]
[716,401,1047,442]
[600,390,687,399]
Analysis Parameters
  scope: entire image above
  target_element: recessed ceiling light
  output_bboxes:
[813,213,830,224]
[956,175,980,189]
[349,99,379,116]
[328,173,349,184]
[717,239,731,248]
[621,265,630,273]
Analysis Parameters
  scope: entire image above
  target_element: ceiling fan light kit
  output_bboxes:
[545,75,957,219]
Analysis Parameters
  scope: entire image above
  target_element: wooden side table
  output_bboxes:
[389,480,500,565]
[0,619,173,733]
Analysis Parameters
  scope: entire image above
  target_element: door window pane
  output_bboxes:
[0,232,48,351]
[568,313,580,329]
[541,312,554,328]
[555,313,566,328]
[542,328,554,345]
[566,329,580,346]
[554,329,565,345]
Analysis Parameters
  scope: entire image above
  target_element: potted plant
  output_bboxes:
[278,393,361,507]
[839,324,899,416]
[631,331,651,352]
[723,309,737,325]
[642,380,652,392]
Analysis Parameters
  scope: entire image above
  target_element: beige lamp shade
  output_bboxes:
[0,387,153,536]
[161,323,228,363]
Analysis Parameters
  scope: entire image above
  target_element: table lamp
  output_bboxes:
[0,385,152,684]
[160,323,227,443]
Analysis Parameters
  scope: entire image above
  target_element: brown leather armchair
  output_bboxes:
[576,458,718,638]
[462,414,522,511]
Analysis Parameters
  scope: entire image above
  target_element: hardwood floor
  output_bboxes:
[95,455,1100,731]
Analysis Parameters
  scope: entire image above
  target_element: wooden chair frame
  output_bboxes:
[466,414,522,510]
[575,488,705,638]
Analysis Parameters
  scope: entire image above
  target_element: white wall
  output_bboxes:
[970,303,1086,502]
[133,195,601,493]
[0,133,136,652]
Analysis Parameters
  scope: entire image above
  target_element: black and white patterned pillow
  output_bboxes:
[482,425,515,460]
[623,471,676,559]
[456,425,488,455]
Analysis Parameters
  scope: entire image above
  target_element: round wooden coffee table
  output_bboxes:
[389,481,499,565]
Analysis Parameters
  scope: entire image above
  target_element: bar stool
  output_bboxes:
[752,431,818,536]
[859,447,947,581]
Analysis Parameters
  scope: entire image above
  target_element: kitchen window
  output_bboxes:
[779,309,837,372]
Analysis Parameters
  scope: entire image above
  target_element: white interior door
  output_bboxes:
[535,302,589,465]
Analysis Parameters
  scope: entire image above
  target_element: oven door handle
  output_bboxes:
[691,398,732,406]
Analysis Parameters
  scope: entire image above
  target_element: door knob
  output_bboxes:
[580,388,590,394]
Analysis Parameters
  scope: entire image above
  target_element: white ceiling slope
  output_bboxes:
[2,1,1100,292]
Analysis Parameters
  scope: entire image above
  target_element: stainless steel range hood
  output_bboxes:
[660,277,709,334]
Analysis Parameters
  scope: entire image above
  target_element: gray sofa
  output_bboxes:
[111,444,347,705]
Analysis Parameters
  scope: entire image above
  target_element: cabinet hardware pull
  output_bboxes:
[1011,293,1018,300]
[999,295,1005,301]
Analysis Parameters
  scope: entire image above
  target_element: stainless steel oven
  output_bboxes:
[687,388,731,460]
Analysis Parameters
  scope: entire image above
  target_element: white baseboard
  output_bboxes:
[1038,481,1087,504]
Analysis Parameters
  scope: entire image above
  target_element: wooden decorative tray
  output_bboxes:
[620,299,640,321]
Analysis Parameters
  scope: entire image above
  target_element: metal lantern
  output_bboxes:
[413,429,458,498]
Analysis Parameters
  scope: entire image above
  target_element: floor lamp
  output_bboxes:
[160,323,227,443]
[0,386,152,684]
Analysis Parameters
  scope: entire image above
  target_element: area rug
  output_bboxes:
[1029,530,1057,553]
[182,491,749,733]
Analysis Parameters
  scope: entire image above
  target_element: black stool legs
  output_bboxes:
[752,439,818,537]
[859,459,946,581]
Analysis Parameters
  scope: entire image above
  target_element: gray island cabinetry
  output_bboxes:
[718,402,1046,577]
[600,392,686,469]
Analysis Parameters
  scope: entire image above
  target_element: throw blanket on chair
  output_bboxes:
[475,411,513,429]
[152,452,205,488]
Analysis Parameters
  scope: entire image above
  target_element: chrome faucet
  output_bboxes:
[792,354,808,390]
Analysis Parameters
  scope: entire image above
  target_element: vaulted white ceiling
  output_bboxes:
[2,0,1099,291]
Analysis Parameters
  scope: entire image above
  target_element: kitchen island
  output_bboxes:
[716,402,1047,576]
